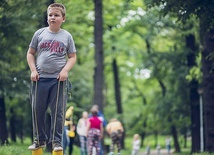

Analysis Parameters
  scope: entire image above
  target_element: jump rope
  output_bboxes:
[31,80,66,147]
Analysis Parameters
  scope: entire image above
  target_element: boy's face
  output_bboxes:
[47,7,65,30]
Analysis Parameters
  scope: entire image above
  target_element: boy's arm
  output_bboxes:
[27,47,39,81]
[58,52,77,81]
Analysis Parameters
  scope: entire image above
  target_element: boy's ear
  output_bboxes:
[63,16,66,22]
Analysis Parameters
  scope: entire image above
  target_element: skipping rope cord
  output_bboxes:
[52,80,61,146]
[33,81,40,144]
[61,81,66,139]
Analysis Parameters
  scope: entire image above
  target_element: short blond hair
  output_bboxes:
[47,3,66,17]
[134,134,140,139]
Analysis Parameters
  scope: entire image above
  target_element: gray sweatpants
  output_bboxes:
[30,78,68,146]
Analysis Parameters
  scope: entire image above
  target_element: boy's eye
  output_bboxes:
[49,14,60,17]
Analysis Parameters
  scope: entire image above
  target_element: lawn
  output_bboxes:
[0,143,80,155]
[0,137,133,155]
[1,136,214,155]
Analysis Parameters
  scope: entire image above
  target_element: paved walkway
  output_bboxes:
[139,149,173,155]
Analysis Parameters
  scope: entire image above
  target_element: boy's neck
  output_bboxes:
[48,27,61,33]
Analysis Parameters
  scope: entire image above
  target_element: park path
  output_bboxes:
[139,149,173,155]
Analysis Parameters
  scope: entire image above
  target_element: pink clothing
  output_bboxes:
[89,116,102,129]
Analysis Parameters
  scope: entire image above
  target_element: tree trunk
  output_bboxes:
[154,131,158,148]
[201,27,214,152]
[183,131,187,148]
[18,116,24,143]
[0,96,9,145]
[186,34,200,153]
[9,107,16,142]
[171,125,180,152]
[112,58,125,148]
[112,58,122,114]
[140,132,146,147]
[93,0,104,112]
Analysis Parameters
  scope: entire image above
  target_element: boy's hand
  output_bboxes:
[31,70,39,81]
[57,70,68,81]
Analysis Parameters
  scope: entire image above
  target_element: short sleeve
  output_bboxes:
[67,34,76,54]
[29,28,45,51]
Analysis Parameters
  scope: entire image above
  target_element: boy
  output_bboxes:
[27,3,76,151]
[106,118,124,155]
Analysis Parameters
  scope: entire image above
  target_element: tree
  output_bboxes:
[0,0,48,144]
[186,34,200,152]
[0,97,8,144]
[145,0,214,152]
[93,0,104,111]
[112,58,123,114]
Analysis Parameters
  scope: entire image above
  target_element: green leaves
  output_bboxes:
[0,0,201,143]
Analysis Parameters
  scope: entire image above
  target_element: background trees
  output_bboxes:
[0,0,211,153]
[145,0,214,152]
[0,0,48,144]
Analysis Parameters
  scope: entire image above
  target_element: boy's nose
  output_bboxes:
[50,15,55,19]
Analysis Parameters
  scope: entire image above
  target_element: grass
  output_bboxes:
[0,138,79,155]
[1,136,214,155]
[0,137,134,155]
[0,144,80,155]
[192,151,214,155]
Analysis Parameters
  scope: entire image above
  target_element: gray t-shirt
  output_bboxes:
[29,27,76,78]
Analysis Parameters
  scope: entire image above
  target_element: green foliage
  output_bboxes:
[0,0,47,98]
[0,0,202,147]
[145,0,214,31]
[0,0,49,140]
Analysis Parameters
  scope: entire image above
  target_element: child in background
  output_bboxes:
[87,106,103,155]
[27,3,76,151]
[131,134,141,155]
[77,111,88,155]
[146,144,150,155]
[106,118,124,155]
[165,136,171,155]
[156,144,161,155]
[63,106,74,155]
